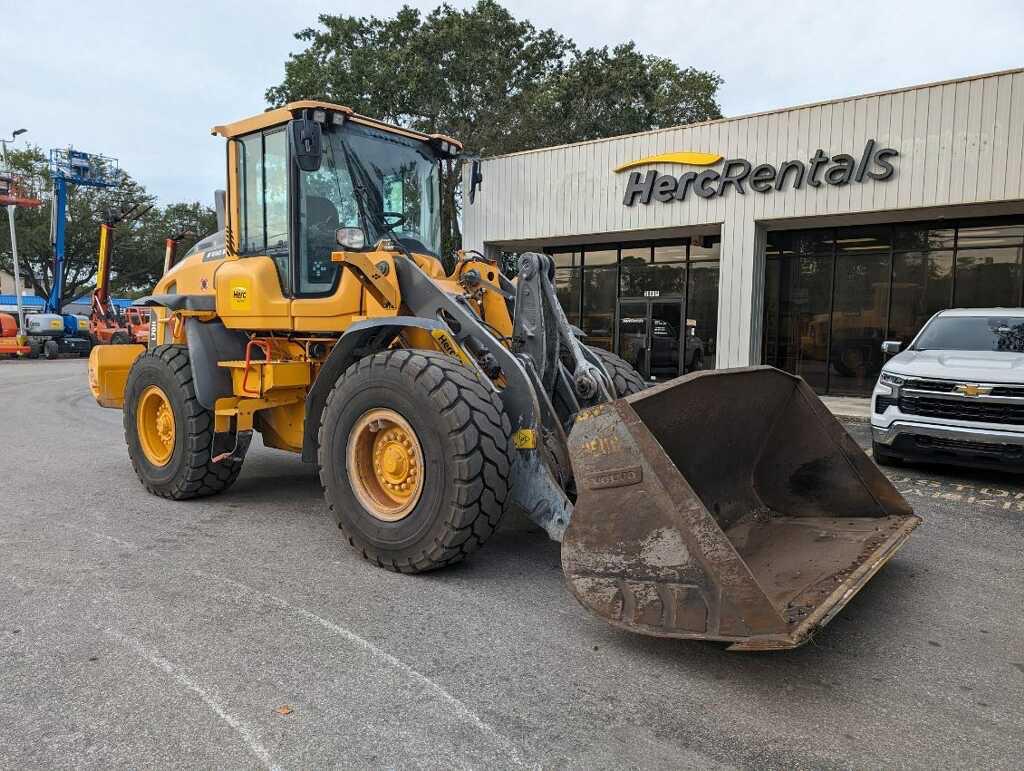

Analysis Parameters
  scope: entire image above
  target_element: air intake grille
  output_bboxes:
[898,395,1024,426]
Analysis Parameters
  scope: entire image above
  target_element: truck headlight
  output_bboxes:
[879,371,905,387]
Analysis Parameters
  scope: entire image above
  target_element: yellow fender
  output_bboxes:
[88,344,146,408]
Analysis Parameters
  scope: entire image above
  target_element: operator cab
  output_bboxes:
[213,102,462,298]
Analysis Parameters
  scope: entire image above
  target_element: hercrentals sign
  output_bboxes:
[619,139,898,206]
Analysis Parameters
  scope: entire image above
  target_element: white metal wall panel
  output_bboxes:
[463,70,1024,366]
[1010,72,1024,199]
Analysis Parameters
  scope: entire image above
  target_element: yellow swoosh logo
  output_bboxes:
[614,151,723,173]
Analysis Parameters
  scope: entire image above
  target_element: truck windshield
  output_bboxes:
[914,316,1024,352]
[296,121,441,294]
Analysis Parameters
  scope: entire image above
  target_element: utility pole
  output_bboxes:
[1,128,28,331]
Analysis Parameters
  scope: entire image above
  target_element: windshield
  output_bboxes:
[914,315,1024,352]
[296,121,441,294]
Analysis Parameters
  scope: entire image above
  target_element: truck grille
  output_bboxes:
[898,395,1024,425]
[902,379,1024,398]
[989,385,1024,397]
[902,378,958,393]
[913,435,1022,456]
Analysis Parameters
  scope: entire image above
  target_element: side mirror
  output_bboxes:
[336,227,366,250]
[468,159,483,204]
[881,340,902,356]
[289,117,323,173]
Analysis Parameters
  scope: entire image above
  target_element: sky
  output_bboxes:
[3,0,1022,205]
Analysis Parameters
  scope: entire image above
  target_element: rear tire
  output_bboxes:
[43,340,58,359]
[111,331,131,345]
[589,346,646,397]
[872,440,901,467]
[123,344,243,499]
[318,349,513,573]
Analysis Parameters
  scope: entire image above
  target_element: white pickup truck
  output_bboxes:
[871,308,1024,471]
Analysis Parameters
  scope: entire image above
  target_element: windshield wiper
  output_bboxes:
[339,140,418,263]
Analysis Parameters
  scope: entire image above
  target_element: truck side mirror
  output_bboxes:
[290,117,323,173]
[881,340,902,356]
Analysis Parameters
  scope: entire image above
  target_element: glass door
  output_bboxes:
[616,300,684,381]
[650,301,684,380]
[617,300,649,377]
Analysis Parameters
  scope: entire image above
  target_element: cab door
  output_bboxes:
[288,128,377,332]
[217,128,291,330]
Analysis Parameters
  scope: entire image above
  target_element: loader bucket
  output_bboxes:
[562,366,921,651]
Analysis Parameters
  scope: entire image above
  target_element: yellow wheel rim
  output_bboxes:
[347,408,425,522]
[137,385,176,467]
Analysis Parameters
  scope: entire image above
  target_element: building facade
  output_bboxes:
[462,69,1024,395]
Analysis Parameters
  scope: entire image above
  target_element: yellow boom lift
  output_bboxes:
[89,103,920,650]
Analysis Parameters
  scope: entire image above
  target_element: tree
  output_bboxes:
[0,146,215,307]
[525,42,723,147]
[267,1,723,258]
[104,202,217,296]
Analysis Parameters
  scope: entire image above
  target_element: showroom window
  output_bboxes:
[546,237,720,380]
[763,215,1024,396]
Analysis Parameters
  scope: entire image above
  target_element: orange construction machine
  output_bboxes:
[89,204,152,345]
[0,312,30,357]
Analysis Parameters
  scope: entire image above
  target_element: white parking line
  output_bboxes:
[196,571,526,768]
[105,629,282,771]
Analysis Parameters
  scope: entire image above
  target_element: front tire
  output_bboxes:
[123,345,243,499]
[318,349,513,573]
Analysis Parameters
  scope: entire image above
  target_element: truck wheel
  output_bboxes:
[588,346,646,397]
[111,331,130,345]
[43,340,59,359]
[318,349,514,573]
[872,441,901,467]
[123,344,243,499]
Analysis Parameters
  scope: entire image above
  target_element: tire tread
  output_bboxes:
[317,349,513,573]
[589,346,647,396]
[124,345,242,500]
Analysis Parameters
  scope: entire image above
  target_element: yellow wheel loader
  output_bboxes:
[88,102,920,650]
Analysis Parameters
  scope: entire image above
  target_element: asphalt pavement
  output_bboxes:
[1,359,1022,769]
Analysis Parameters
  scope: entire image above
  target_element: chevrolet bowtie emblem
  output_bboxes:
[955,384,991,397]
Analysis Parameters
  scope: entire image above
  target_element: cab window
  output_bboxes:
[237,128,290,290]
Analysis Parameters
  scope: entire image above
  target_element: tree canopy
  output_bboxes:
[267,0,723,255]
[0,146,215,309]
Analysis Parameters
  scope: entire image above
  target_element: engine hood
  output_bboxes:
[885,349,1024,383]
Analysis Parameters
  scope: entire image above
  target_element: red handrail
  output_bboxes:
[241,339,271,396]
